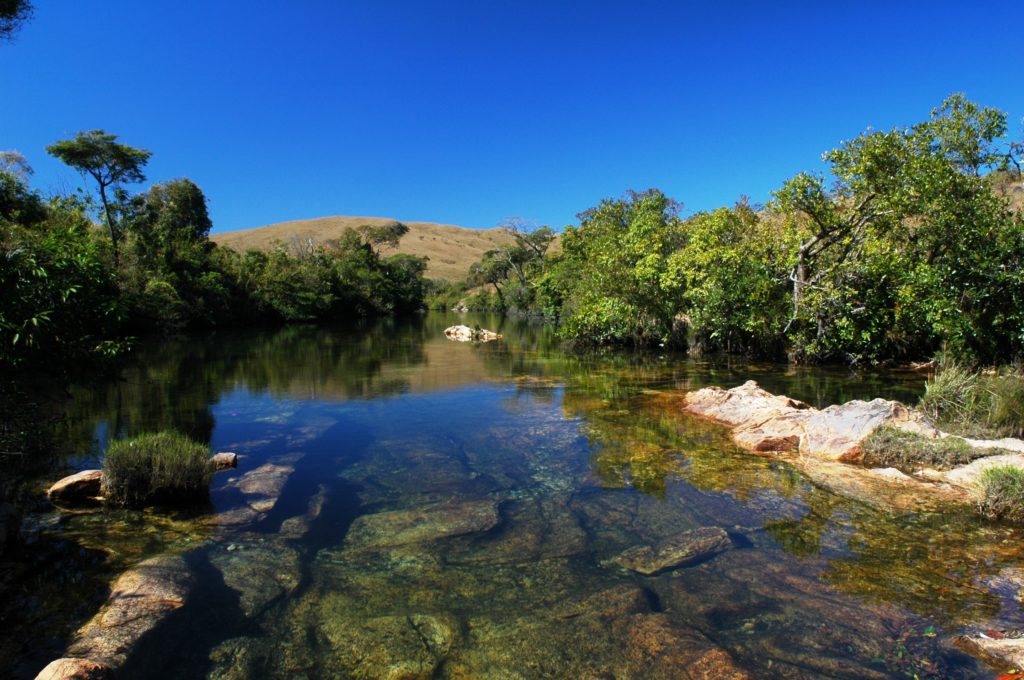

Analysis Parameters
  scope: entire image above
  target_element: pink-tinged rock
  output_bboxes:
[34,658,113,680]
[612,527,732,575]
[954,632,1024,670]
[67,554,194,667]
[47,470,103,504]
[211,451,238,471]
[684,381,936,462]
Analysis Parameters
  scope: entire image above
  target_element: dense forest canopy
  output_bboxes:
[455,94,1024,365]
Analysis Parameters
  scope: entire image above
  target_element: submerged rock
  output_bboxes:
[47,470,103,504]
[344,499,499,550]
[66,553,194,668]
[319,613,457,679]
[444,324,502,342]
[612,527,733,575]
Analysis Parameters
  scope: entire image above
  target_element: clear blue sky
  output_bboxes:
[3,1,1022,233]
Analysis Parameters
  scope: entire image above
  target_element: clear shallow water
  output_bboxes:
[7,314,1024,678]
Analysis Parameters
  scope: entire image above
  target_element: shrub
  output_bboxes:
[861,426,1000,471]
[920,364,1024,438]
[977,466,1024,523]
[102,431,212,507]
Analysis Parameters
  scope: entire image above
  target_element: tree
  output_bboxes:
[47,130,152,263]
[0,0,32,42]
[925,93,1007,176]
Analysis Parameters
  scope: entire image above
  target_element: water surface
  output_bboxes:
[7,314,1023,679]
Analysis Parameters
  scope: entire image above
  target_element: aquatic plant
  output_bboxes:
[977,466,1024,523]
[102,431,212,507]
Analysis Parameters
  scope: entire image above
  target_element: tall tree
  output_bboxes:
[47,130,151,263]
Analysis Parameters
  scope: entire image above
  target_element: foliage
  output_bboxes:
[976,466,1024,523]
[0,0,32,42]
[467,219,555,311]
[46,130,152,262]
[667,200,791,356]
[861,426,1001,472]
[102,431,212,507]
[550,189,686,346]
[0,173,124,367]
[771,94,1024,364]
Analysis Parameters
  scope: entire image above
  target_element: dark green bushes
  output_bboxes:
[102,431,212,507]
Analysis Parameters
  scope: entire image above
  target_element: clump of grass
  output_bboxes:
[861,426,996,472]
[102,431,213,507]
[977,466,1024,523]
[920,364,1024,439]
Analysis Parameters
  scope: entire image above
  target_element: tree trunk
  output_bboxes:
[98,183,119,265]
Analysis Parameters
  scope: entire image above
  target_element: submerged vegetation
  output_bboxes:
[102,431,212,507]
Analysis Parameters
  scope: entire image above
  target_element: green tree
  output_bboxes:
[925,93,1007,176]
[553,189,685,346]
[46,130,152,263]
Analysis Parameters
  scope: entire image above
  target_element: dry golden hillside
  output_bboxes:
[211,216,515,282]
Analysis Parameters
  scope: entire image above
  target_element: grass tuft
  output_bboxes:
[102,431,213,507]
[977,466,1024,523]
[861,426,998,472]
[919,364,1024,439]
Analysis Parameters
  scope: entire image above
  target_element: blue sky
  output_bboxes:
[3,1,1022,233]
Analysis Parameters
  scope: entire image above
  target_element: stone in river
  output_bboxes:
[344,499,499,550]
[66,554,194,668]
[34,658,113,680]
[211,451,238,470]
[613,527,733,575]
[47,470,103,504]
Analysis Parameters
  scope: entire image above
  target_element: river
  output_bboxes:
[5,313,1022,678]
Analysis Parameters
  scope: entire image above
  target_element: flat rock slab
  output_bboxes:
[67,553,194,667]
[613,527,732,575]
[923,453,1024,488]
[685,380,934,462]
[47,470,103,504]
[344,499,499,550]
[801,461,969,512]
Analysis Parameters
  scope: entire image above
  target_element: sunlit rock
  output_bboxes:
[235,461,296,513]
[921,452,1024,488]
[47,470,103,505]
[66,554,194,668]
[684,380,936,461]
[954,632,1024,670]
[612,526,733,575]
[211,451,238,470]
[34,658,113,680]
[444,324,502,342]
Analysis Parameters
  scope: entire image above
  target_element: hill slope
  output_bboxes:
[211,216,513,282]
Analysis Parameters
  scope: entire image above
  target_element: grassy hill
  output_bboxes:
[211,216,515,282]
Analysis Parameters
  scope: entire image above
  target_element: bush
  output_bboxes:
[861,426,1001,471]
[920,364,1024,438]
[977,466,1024,523]
[102,431,212,507]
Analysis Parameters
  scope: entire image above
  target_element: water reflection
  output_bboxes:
[6,313,1021,678]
